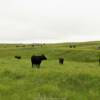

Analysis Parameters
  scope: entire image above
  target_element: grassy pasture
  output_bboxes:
[0,42,100,100]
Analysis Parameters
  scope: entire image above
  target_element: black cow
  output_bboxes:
[69,44,76,48]
[99,57,100,66]
[15,56,21,59]
[59,58,64,64]
[31,54,47,68]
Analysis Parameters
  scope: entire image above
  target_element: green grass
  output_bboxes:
[0,41,100,100]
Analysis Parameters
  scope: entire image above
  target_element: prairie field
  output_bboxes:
[0,41,100,100]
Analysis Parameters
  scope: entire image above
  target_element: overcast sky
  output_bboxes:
[0,0,100,43]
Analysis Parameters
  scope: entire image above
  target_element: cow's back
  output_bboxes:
[31,56,41,64]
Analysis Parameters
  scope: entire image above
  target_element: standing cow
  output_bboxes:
[59,58,64,64]
[31,54,47,68]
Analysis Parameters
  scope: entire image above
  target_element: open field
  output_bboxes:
[0,41,100,100]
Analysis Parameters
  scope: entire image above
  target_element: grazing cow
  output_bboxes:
[31,54,47,68]
[15,56,21,59]
[59,58,64,64]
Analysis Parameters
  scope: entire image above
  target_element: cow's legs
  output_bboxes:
[37,64,40,68]
[32,63,34,68]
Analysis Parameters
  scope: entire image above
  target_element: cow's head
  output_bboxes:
[41,54,47,60]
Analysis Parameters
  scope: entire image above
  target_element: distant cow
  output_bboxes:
[97,46,100,50]
[15,56,21,59]
[31,54,47,68]
[99,57,100,66]
[69,44,76,48]
[59,58,64,64]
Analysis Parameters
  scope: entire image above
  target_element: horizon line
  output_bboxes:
[0,40,99,44]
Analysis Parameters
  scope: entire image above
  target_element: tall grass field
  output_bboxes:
[0,41,100,100]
